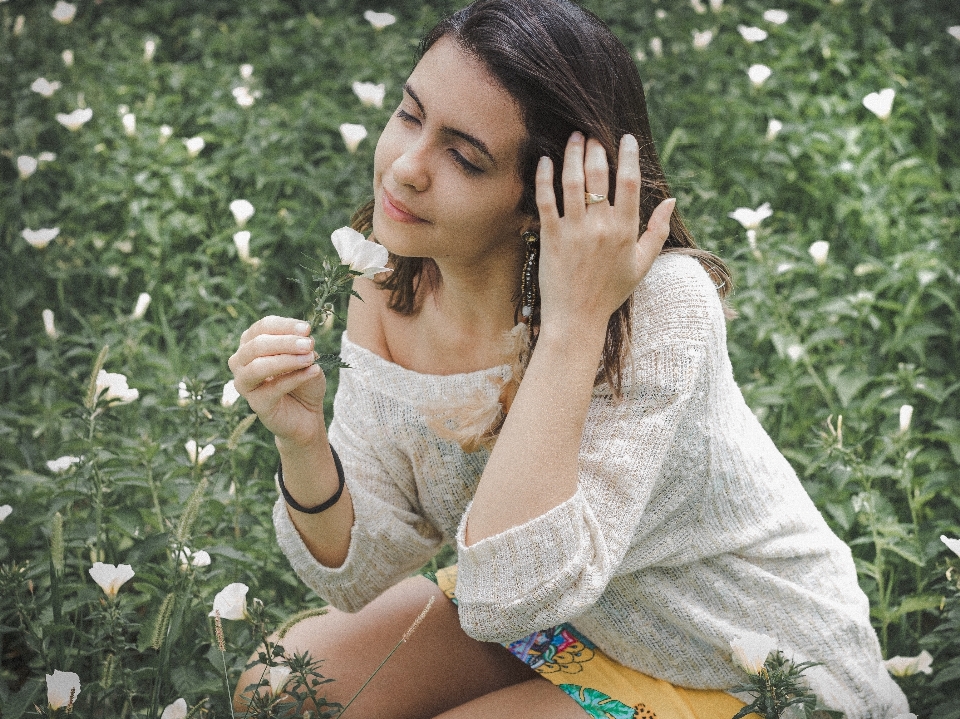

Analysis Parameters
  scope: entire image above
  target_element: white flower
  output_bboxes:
[786,344,804,362]
[331,226,392,278]
[62,49,74,66]
[159,125,173,143]
[177,381,191,406]
[160,698,188,719]
[808,240,830,266]
[649,37,663,58]
[748,64,772,87]
[184,136,205,156]
[47,455,81,472]
[233,230,259,267]
[363,10,396,30]
[917,269,937,287]
[144,39,157,62]
[949,27,960,42]
[51,1,77,24]
[22,227,60,249]
[185,439,215,466]
[229,199,255,226]
[221,380,241,407]
[863,88,895,120]
[738,25,768,42]
[709,0,723,11]
[0,505,12,522]
[17,155,38,179]
[89,562,135,599]
[178,546,212,568]
[209,582,249,620]
[352,81,386,108]
[656,9,667,20]
[730,631,779,674]
[232,86,256,108]
[339,123,368,153]
[728,202,773,230]
[31,77,62,97]
[692,30,714,49]
[899,404,913,434]
[42,308,58,339]
[14,15,25,36]
[884,650,933,677]
[95,369,139,404]
[893,715,918,719]
[122,112,136,136]
[46,670,81,710]
[763,9,789,25]
[690,0,707,13]
[766,118,783,140]
[746,229,758,252]
[268,665,292,695]
[131,292,151,319]
[39,151,57,163]
[56,108,93,131]
[941,535,960,558]
[240,63,254,79]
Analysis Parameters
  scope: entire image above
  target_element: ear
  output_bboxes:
[519,215,540,236]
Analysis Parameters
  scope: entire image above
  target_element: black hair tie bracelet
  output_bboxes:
[277,445,345,514]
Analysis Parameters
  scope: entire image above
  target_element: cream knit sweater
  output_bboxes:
[274,253,909,717]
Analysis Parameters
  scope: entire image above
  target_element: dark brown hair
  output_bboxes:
[353,0,730,397]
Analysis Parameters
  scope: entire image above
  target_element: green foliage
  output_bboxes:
[1,0,959,716]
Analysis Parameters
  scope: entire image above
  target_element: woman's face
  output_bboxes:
[372,37,530,266]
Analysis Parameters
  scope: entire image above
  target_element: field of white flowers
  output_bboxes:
[2,0,959,717]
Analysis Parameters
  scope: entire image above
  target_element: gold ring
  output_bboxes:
[585,192,607,205]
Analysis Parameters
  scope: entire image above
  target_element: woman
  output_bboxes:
[228,1,910,716]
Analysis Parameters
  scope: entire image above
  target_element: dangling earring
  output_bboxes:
[519,230,539,324]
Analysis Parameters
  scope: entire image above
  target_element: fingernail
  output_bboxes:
[295,338,313,351]
[623,133,638,148]
[295,321,310,335]
[538,156,550,171]
[571,131,584,143]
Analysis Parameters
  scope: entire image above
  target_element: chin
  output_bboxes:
[371,206,427,259]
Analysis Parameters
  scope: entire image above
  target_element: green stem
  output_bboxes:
[337,637,406,718]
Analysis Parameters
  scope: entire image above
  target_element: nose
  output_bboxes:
[391,139,430,193]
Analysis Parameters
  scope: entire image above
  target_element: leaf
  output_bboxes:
[0,677,43,719]
[892,594,943,619]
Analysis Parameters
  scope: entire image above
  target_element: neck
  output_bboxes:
[428,245,524,341]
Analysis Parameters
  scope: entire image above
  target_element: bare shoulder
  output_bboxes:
[345,276,393,361]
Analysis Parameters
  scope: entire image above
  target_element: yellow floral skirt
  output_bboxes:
[430,566,754,719]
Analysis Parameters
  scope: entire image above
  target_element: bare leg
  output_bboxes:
[235,575,540,719]
[432,679,587,719]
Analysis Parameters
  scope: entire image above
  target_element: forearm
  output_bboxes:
[464,321,608,545]
[275,434,355,568]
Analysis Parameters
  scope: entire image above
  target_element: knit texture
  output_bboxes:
[273,253,909,717]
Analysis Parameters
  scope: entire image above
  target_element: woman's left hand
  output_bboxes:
[534,131,675,337]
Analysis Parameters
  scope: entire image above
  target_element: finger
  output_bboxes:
[614,134,641,223]
[636,197,676,267]
[560,131,586,220]
[239,316,311,345]
[232,333,314,369]
[247,364,323,406]
[534,156,560,234]
[583,138,609,204]
[234,351,318,395]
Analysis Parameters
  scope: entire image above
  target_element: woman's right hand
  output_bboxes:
[228,316,327,448]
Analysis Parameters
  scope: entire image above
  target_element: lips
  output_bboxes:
[382,188,428,223]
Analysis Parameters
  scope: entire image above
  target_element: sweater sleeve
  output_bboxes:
[273,364,445,613]
[454,254,719,642]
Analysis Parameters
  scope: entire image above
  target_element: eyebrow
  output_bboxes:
[403,83,497,167]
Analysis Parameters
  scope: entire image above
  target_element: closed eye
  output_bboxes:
[397,108,483,176]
